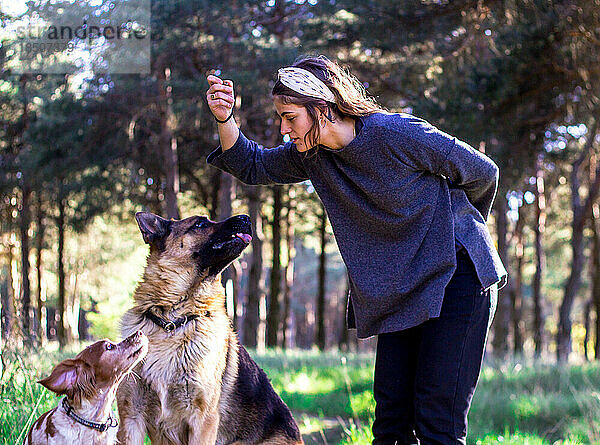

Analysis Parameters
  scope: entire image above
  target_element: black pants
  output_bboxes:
[372,250,495,445]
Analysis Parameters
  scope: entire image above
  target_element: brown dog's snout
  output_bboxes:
[121,330,147,348]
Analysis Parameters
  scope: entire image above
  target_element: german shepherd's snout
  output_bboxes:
[191,214,253,276]
[135,212,252,276]
[117,212,303,445]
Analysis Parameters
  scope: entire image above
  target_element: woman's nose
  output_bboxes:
[280,122,290,135]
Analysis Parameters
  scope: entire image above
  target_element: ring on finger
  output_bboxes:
[210,93,216,100]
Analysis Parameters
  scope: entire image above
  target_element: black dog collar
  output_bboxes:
[62,398,118,433]
[144,310,199,332]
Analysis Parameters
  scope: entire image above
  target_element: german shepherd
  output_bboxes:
[117,212,303,445]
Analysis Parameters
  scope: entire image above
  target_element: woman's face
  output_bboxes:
[274,97,316,152]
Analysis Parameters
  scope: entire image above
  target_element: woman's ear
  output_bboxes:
[327,107,334,122]
[320,107,334,125]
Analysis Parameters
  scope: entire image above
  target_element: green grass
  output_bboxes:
[255,350,375,419]
[3,347,600,444]
[255,353,600,444]
[0,345,85,445]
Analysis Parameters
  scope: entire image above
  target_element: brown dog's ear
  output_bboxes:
[38,359,96,402]
[135,212,171,245]
[38,359,80,396]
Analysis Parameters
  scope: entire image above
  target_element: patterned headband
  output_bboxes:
[277,67,336,103]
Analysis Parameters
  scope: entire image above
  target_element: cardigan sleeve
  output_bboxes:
[384,114,499,220]
[206,130,309,185]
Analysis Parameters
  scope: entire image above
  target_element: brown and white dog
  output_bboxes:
[25,331,148,445]
[117,212,303,445]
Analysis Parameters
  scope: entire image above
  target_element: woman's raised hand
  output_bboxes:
[206,75,235,122]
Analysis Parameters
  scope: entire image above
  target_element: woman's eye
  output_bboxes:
[105,343,115,351]
[288,117,295,122]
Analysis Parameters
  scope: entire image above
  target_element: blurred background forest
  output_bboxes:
[2,0,600,367]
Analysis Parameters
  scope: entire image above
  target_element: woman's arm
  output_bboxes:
[385,114,499,220]
[206,132,309,185]
[205,75,309,185]
[206,75,239,150]
[440,138,499,221]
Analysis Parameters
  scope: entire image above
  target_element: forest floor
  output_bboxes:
[2,345,600,444]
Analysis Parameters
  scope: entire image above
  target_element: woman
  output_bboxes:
[205,55,507,445]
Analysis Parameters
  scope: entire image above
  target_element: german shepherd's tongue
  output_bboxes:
[235,233,252,243]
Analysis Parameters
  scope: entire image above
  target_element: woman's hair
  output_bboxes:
[272,55,386,148]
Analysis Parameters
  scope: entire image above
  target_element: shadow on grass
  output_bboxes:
[298,415,371,445]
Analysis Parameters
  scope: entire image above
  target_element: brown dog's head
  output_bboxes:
[135,212,253,279]
[38,331,148,405]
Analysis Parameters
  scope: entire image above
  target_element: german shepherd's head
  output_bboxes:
[132,212,252,311]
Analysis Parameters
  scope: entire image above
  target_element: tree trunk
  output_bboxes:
[1,242,16,346]
[281,187,296,349]
[209,169,222,220]
[558,149,595,361]
[557,219,586,362]
[533,154,546,358]
[338,277,350,351]
[591,204,600,359]
[511,206,525,355]
[218,173,233,220]
[19,182,32,346]
[296,300,312,350]
[558,122,600,363]
[266,186,283,348]
[243,185,263,348]
[316,205,327,351]
[68,273,80,343]
[264,111,284,348]
[492,188,510,357]
[57,193,70,349]
[0,270,9,344]
[35,194,46,345]
[584,298,592,361]
[218,172,237,326]
[159,66,180,219]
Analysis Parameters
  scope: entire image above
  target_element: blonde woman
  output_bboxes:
[206,55,506,445]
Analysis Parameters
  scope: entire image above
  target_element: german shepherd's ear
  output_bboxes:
[135,212,172,245]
